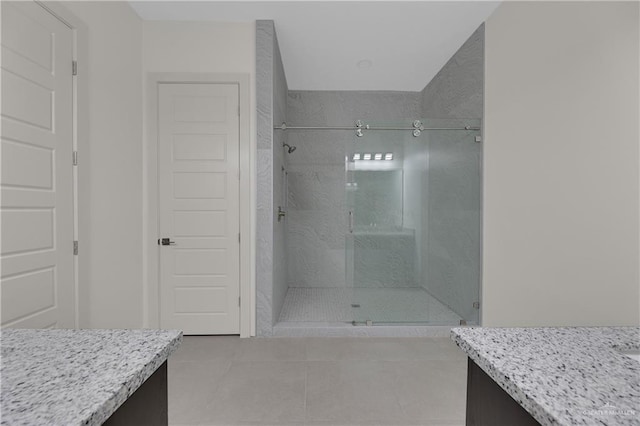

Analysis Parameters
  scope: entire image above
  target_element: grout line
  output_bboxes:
[389,359,409,423]
[303,359,309,424]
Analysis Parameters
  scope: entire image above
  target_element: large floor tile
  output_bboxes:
[168,360,232,424]
[305,360,407,424]
[304,338,372,361]
[236,337,307,361]
[392,360,467,423]
[181,423,304,426]
[305,337,465,361]
[170,423,304,426]
[393,337,467,361]
[171,336,241,362]
[194,361,307,424]
[305,422,464,426]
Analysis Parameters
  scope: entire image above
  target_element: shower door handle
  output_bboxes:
[348,211,354,233]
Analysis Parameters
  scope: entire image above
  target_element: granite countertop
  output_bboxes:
[1,329,182,426]
[451,327,640,426]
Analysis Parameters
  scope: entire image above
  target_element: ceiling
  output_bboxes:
[130,1,500,91]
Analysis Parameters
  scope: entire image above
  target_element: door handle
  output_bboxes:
[158,238,176,246]
[348,211,354,234]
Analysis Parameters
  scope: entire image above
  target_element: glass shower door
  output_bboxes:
[346,126,414,324]
[420,119,482,325]
[345,119,482,325]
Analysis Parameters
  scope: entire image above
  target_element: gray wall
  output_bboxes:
[286,91,421,288]
[421,24,485,119]
[419,25,484,322]
[272,27,289,328]
[256,20,289,335]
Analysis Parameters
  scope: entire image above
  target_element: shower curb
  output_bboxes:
[272,323,457,337]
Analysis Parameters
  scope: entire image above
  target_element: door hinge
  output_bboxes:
[238,297,241,307]
[73,240,78,255]
[72,60,78,76]
[72,151,78,166]
[473,302,480,309]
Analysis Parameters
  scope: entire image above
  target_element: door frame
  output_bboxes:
[144,73,252,337]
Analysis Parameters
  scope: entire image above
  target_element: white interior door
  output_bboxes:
[158,83,240,335]
[1,1,75,328]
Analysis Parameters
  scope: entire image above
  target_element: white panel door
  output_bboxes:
[158,83,240,335]
[1,1,75,328]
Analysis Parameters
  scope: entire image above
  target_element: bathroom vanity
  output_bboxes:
[451,327,640,426]
[0,328,182,425]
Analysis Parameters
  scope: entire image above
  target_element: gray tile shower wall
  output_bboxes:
[272,27,289,328]
[286,91,421,289]
[420,24,485,120]
[256,21,273,336]
[353,232,417,288]
[256,20,289,336]
[420,25,484,322]
[287,91,421,127]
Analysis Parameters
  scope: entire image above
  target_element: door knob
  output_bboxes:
[158,238,176,246]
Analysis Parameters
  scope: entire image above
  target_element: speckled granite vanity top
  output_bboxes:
[0,329,182,426]
[451,327,640,426]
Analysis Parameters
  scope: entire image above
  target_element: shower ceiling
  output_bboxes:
[129,1,500,91]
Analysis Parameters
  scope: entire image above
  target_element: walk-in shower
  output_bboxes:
[255,19,485,336]
[276,117,482,327]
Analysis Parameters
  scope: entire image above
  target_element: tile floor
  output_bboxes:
[169,336,468,426]
[279,288,463,324]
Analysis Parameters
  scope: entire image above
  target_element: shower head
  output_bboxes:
[283,142,297,154]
